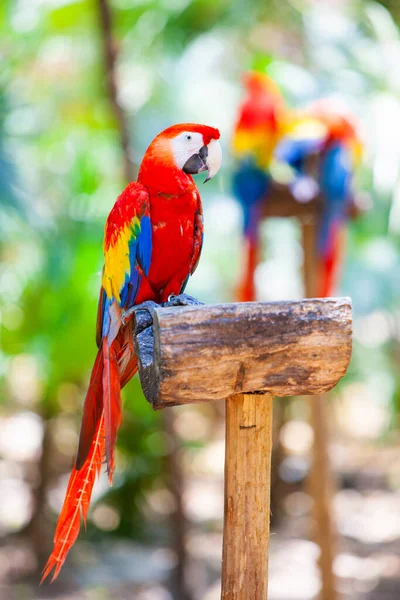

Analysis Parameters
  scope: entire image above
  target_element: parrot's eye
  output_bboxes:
[185,135,192,141]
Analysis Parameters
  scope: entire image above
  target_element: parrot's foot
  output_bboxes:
[122,300,158,333]
[133,294,204,401]
[163,293,204,308]
[125,295,203,334]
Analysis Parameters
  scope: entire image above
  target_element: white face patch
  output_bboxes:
[171,131,205,170]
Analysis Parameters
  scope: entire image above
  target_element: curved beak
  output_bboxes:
[182,139,222,183]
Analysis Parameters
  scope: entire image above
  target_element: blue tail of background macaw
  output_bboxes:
[313,102,362,297]
[232,72,286,301]
[233,158,269,301]
[317,142,352,297]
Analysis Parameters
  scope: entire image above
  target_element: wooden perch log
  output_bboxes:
[134,298,352,409]
[264,182,368,220]
[134,297,353,599]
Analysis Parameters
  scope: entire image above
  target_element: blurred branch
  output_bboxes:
[26,416,53,563]
[163,411,192,600]
[264,182,368,221]
[97,0,135,182]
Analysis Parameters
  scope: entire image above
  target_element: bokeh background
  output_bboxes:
[2,0,400,598]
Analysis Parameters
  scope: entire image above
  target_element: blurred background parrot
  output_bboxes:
[232,71,287,301]
[275,99,363,297]
[42,123,222,582]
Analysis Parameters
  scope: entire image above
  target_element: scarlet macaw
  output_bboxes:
[232,72,286,301]
[275,100,362,297]
[42,123,222,582]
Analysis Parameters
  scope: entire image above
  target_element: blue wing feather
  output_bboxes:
[137,215,152,277]
[275,138,323,174]
[102,296,112,339]
[116,219,152,315]
[100,195,152,343]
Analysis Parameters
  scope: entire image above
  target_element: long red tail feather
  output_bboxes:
[102,338,122,484]
[237,237,258,302]
[119,322,138,388]
[76,347,104,469]
[41,414,105,583]
[43,323,136,583]
[120,354,138,388]
[317,225,345,298]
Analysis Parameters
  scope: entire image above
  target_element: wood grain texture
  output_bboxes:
[221,392,273,600]
[135,298,352,409]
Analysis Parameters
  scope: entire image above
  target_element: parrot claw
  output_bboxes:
[122,300,158,331]
[130,295,204,353]
[164,293,204,307]
[125,295,203,335]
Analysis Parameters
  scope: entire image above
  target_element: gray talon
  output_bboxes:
[122,307,135,326]
[162,293,204,308]
[122,301,158,328]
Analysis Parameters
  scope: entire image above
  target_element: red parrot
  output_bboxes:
[276,100,362,297]
[232,72,287,301]
[310,102,362,297]
[42,123,222,582]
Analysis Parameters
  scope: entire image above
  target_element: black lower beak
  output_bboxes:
[182,145,208,175]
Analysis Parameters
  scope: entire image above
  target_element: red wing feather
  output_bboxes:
[118,321,138,388]
[189,190,204,276]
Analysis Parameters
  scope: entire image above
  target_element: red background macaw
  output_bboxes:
[275,100,362,297]
[42,123,222,582]
[232,72,287,301]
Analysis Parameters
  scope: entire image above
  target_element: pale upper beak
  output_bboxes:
[182,139,222,183]
[204,138,222,183]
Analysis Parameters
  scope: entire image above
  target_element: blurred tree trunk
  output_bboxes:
[270,397,286,526]
[27,415,53,562]
[302,220,338,600]
[16,406,53,576]
[163,411,192,600]
[97,0,135,182]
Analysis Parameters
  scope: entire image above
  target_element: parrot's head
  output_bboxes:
[307,99,363,165]
[242,71,282,104]
[232,71,286,167]
[308,99,360,142]
[143,123,222,183]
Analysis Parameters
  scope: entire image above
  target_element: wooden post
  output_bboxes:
[302,220,338,600]
[260,187,360,600]
[133,299,352,599]
[222,392,273,599]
